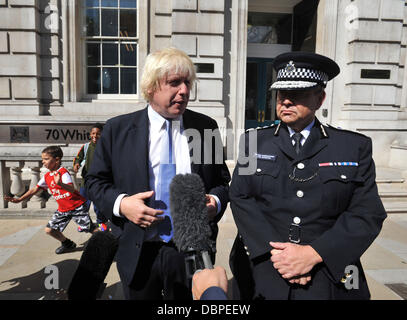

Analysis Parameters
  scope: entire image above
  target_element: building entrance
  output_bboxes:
[245,58,276,129]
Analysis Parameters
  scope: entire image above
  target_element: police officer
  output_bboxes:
[229,51,387,300]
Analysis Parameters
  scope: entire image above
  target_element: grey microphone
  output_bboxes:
[169,173,215,284]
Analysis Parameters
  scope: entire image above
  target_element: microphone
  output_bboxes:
[169,173,215,284]
[68,230,118,300]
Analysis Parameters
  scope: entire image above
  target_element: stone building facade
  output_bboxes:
[0,0,406,210]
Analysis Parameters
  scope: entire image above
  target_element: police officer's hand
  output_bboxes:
[119,191,164,228]
[287,273,312,285]
[270,247,312,285]
[269,241,322,281]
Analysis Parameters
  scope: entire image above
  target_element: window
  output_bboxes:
[247,12,292,45]
[84,0,138,95]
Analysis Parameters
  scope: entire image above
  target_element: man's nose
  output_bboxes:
[178,82,189,94]
[280,97,294,106]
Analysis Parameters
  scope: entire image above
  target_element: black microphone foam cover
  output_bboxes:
[170,173,214,253]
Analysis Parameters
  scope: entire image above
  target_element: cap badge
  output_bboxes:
[285,60,296,73]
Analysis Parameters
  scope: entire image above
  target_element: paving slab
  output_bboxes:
[0,208,406,300]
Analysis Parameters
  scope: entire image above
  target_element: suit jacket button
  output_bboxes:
[297,163,305,170]
[256,168,262,173]
[296,190,304,198]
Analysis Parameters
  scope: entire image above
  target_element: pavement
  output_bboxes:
[0,206,406,300]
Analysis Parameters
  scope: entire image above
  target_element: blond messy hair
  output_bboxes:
[140,47,196,101]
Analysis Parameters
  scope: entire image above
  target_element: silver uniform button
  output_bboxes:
[256,168,262,173]
[341,175,347,180]
[296,190,304,198]
[297,163,305,170]
[293,217,301,224]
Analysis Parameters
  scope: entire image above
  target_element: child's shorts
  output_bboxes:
[46,205,93,233]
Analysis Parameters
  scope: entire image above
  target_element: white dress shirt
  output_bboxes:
[113,106,221,224]
[287,119,315,146]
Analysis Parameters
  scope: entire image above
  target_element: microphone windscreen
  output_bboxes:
[68,231,118,300]
[170,173,214,252]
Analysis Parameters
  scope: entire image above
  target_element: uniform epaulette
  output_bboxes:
[326,124,367,137]
[245,123,275,133]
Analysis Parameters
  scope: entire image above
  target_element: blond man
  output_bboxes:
[85,47,230,300]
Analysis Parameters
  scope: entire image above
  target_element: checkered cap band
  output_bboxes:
[277,67,329,83]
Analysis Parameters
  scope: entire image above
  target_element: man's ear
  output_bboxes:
[315,90,326,111]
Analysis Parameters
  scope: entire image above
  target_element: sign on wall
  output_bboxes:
[0,124,98,143]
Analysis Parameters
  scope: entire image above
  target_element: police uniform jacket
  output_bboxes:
[229,119,386,299]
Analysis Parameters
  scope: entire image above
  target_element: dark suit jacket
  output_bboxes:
[85,107,231,285]
[229,119,386,300]
[200,286,228,300]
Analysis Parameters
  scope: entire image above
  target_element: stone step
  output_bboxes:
[376,167,406,184]
[377,178,405,184]
[379,186,407,198]
[378,183,407,205]
[389,143,407,170]
[382,201,407,214]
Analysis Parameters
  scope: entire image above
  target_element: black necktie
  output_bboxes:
[293,132,303,155]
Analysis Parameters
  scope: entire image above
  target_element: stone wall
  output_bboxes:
[317,0,407,167]
[150,0,228,133]
[0,0,62,117]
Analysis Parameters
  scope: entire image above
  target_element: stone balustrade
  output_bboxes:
[0,153,80,213]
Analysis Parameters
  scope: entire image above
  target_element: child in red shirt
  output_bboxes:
[4,146,95,254]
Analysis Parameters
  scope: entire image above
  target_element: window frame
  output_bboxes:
[78,0,147,101]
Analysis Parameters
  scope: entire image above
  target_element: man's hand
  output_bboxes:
[192,266,228,300]
[205,194,218,221]
[119,191,164,228]
[270,247,312,285]
[269,241,322,281]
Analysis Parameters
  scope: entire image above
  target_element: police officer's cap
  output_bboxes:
[270,51,340,90]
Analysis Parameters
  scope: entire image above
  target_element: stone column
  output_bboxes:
[67,166,79,191]
[229,0,248,161]
[0,160,11,209]
[26,161,45,209]
[6,161,26,209]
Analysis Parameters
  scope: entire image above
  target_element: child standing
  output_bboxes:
[73,123,107,230]
[4,146,95,254]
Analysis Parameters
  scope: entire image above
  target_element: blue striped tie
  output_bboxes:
[156,119,176,242]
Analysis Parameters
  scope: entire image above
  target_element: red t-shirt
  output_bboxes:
[37,167,85,212]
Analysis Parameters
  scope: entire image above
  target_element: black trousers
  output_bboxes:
[122,241,192,300]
